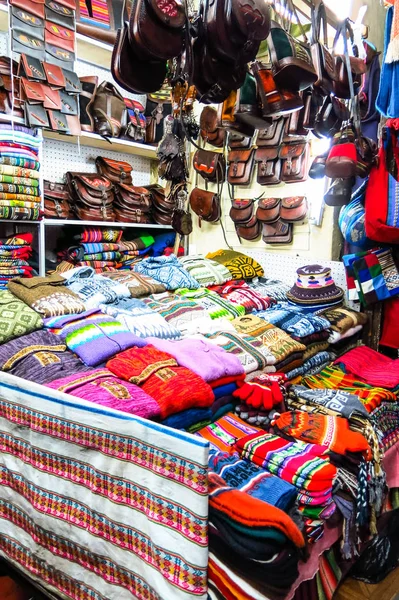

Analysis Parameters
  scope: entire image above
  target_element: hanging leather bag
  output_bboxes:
[310,1,337,93]
[332,20,365,100]
[43,180,71,219]
[254,147,281,185]
[229,199,256,224]
[227,148,255,186]
[193,149,226,184]
[279,141,309,183]
[189,187,221,225]
[236,215,261,240]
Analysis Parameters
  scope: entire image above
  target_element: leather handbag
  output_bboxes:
[114,183,152,212]
[235,214,261,240]
[92,81,126,138]
[251,61,303,118]
[257,118,285,147]
[193,149,226,184]
[95,156,133,185]
[254,148,281,185]
[229,199,255,224]
[78,75,98,132]
[227,148,255,186]
[189,187,221,225]
[256,197,281,223]
[123,98,146,142]
[147,183,174,214]
[280,196,308,222]
[314,95,350,139]
[200,106,225,148]
[268,7,317,92]
[66,172,115,220]
[263,220,293,244]
[43,179,71,219]
[279,141,309,183]
[145,96,172,144]
[310,1,337,93]
[332,20,365,100]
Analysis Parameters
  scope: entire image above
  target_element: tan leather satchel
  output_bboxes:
[189,187,221,226]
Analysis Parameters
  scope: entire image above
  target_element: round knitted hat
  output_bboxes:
[287,265,344,305]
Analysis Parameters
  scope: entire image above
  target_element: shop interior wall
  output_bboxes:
[188,0,386,260]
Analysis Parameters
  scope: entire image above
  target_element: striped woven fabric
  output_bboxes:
[0,373,209,600]
[178,288,245,320]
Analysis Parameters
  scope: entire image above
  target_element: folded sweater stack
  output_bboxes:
[0,232,34,289]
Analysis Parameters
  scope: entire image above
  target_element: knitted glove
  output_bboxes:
[233,381,275,410]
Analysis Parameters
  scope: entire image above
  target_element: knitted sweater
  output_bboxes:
[209,280,275,312]
[206,250,264,280]
[178,255,232,286]
[134,255,200,290]
[8,274,85,317]
[143,293,212,334]
[0,290,42,344]
[177,288,245,320]
[101,302,181,340]
[202,330,277,371]
[102,270,166,297]
[63,266,131,309]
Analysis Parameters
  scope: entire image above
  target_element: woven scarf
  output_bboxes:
[196,412,261,453]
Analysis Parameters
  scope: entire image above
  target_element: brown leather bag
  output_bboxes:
[200,106,225,148]
[256,197,281,223]
[254,148,281,185]
[251,61,303,118]
[310,1,337,93]
[95,156,133,185]
[43,180,71,219]
[257,119,286,147]
[279,142,309,183]
[193,149,226,183]
[229,199,255,224]
[92,81,126,137]
[114,183,152,212]
[189,187,221,225]
[66,172,115,220]
[236,214,261,240]
[148,184,174,215]
[280,196,308,222]
[332,20,365,100]
[262,220,293,244]
[227,148,255,186]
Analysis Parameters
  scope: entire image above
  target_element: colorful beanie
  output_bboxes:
[273,411,371,459]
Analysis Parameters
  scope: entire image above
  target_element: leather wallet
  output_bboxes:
[21,77,45,102]
[19,54,46,81]
[48,109,69,132]
[45,0,75,30]
[11,6,44,40]
[25,102,49,127]
[66,114,81,135]
[42,84,62,110]
[60,90,77,114]
[43,61,65,88]
[262,220,293,244]
[63,68,81,93]
[10,0,45,20]
[12,29,45,61]
[45,46,75,70]
[45,25,75,52]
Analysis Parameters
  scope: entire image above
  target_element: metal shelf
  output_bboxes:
[42,219,171,229]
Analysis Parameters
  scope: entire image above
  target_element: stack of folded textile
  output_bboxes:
[256,325,306,374]
[143,292,213,335]
[286,265,344,312]
[101,270,166,297]
[235,431,338,521]
[0,124,41,221]
[0,289,42,344]
[134,255,200,290]
[208,451,304,599]
[118,234,154,269]
[0,232,34,288]
[248,277,291,302]
[287,386,370,420]
[343,248,399,306]
[334,346,399,392]
[178,255,232,286]
[208,279,276,312]
[62,266,131,309]
[196,412,262,453]
[321,306,368,347]
[146,337,245,429]
[178,288,245,321]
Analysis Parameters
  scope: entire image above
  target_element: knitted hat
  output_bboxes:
[287,265,344,305]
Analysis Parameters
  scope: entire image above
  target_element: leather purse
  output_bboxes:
[251,61,303,118]
[43,61,66,89]
[145,96,172,144]
[147,183,173,213]
[189,187,221,225]
[256,197,281,223]
[279,141,309,183]
[314,95,350,139]
[229,199,255,224]
[60,91,78,115]
[45,21,75,51]
[12,29,45,61]
[254,148,281,185]
[268,14,317,92]
[280,196,308,222]
[200,106,225,148]
[227,148,255,186]
[79,75,98,133]
[262,220,293,244]
[66,172,115,220]
[257,118,285,147]
[19,54,46,81]
[310,1,337,93]
[63,68,81,93]
[95,156,133,185]
[332,20,365,100]
[123,98,146,142]
[92,81,126,138]
[236,214,261,241]
[193,149,226,184]
[43,179,71,219]
[114,183,152,212]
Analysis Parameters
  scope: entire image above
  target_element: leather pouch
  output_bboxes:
[96,156,133,185]
[10,0,45,20]
[263,220,293,244]
[25,102,49,127]
[280,196,308,222]
[21,78,45,102]
[66,114,81,135]
[12,29,45,61]
[44,179,71,218]
[63,68,81,93]
[189,187,221,224]
[314,94,350,139]
[279,142,309,183]
[229,199,255,224]
[254,147,281,185]
[60,90,78,114]
[43,61,65,88]
[251,60,304,118]
[193,149,226,183]
[114,183,151,213]
[48,109,69,132]
[42,84,62,109]
[236,215,261,241]
[45,44,75,70]
[148,184,174,214]
[45,0,75,29]
[124,98,146,142]
[227,148,255,186]
[66,172,114,213]
[257,118,285,147]
[19,54,46,81]
[228,133,253,149]
[256,197,281,223]
[45,23,75,52]
[11,6,44,40]
[92,81,126,138]
[310,1,337,93]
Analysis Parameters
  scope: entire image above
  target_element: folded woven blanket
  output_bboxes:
[134,255,200,290]
[0,156,39,170]
[75,228,122,243]
[162,407,212,430]
[288,385,370,419]
[334,346,399,389]
[0,164,40,178]
[46,369,160,420]
[196,412,261,453]
[8,274,85,317]
[107,345,215,419]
